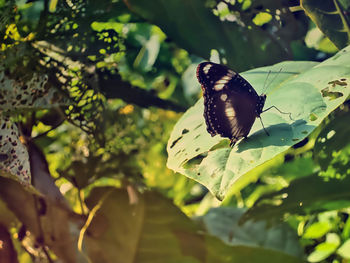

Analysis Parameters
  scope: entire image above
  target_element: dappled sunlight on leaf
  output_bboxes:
[167,48,350,200]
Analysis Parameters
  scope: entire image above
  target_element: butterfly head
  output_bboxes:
[256,94,267,116]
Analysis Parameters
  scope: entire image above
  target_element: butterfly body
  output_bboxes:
[196,62,266,146]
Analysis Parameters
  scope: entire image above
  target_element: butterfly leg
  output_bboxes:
[229,137,238,147]
[258,117,270,136]
[262,106,293,120]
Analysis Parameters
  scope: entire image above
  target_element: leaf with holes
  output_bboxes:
[0,117,31,184]
[314,111,350,171]
[167,45,350,200]
[0,65,67,112]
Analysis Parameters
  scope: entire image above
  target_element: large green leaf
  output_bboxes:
[83,187,304,263]
[200,207,303,258]
[243,114,350,221]
[242,173,350,222]
[167,45,350,200]
[337,239,350,259]
[301,0,350,49]
[123,0,289,71]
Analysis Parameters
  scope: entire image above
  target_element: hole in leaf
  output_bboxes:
[284,154,294,162]
[328,79,347,87]
[180,158,188,166]
[170,136,182,148]
[183,154,207,169]
[292,137,308,148]
[194,124,202,130]
[182,129,189,135]
[309,113,318,121]
[321,88,343,100]
[209,140,229,151]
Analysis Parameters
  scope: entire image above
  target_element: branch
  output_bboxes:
[98,70,186,112]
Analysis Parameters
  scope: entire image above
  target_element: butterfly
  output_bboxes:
[196,62,288,147]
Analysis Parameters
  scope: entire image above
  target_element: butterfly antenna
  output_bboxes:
[262,68,282,94]
[262,70,271,94]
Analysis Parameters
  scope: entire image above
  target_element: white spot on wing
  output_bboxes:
[220,93,228,101]
[203,64,212,74]
[214,73,235,87]
[228,70,235,77]
[214,73,235,90]
[225,106,236,117]
[215,83,225,91]
[221,76,232,81]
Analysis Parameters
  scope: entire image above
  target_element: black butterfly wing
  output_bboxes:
[197,62,262,145]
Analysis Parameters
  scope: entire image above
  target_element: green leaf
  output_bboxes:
[314,111,350,171]
[124,0,289,71]
[84,187,207,263]
[301,0,350,49]
[252,12,273,26]
[0,65,67,111]
[17,0,44,28]
[303,222,332,239]
[271,156,315,181]
[181,61,202,103]
[167,46,350,200]
[201,207,303,258]
[83,187,305,263]
[337,239,350,259]
[342,216,350,239]
[305,25,339,54]
[242,173,350,222]
[307,233,340,262]
[133,34,160,72]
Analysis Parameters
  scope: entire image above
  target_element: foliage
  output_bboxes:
[301,0,350,50]
[167,56,350,200]
[0,0,349,263]
[82,187,304,263]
